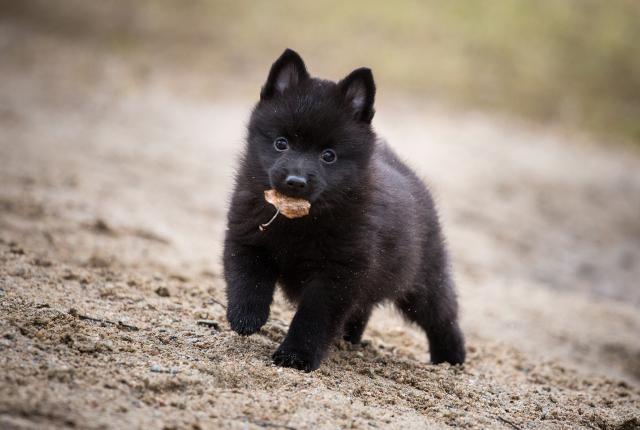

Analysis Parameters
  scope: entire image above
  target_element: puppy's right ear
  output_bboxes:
[260,49,309,100]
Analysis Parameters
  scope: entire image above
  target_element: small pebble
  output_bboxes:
[150,364,180,374]
[9,244,25,254]
[33,257,52,267]
[196,320,220,330]
[10,268,27,277]
[155,287,170,297]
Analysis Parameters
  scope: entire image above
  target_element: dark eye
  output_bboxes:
[274,137,289,152]
[320,149,337,164]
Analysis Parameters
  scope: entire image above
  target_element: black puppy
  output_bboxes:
[223,49,465,371]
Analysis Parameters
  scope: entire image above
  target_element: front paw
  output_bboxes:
[272,344,322,372]
[227,305,268,336]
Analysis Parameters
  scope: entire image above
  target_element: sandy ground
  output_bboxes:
[1,19,640,430]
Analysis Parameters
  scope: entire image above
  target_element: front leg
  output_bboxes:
[273,280,353,372]
[223,240,277,336]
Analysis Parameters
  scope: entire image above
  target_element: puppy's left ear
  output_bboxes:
[261,49,310,100]
[338,67,376,123]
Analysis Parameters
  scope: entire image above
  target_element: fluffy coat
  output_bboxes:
[223,49,465,371]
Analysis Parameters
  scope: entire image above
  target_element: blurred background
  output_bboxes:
[1,1,640,426]
[3,0,640,142]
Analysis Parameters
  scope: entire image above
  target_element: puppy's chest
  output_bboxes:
[267,232,370,302]
[264,229,363,275]
[267,234,331,267]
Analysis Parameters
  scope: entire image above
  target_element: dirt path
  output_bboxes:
[1,22,640,430]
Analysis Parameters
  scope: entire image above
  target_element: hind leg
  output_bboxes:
[396,275,465,365]
[343,306,373,344]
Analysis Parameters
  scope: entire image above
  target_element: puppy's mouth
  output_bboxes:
[278,189,326,205]
[259,189,312,231]
[269,181,322,203]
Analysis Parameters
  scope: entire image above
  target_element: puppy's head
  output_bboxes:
[247,49,376,207]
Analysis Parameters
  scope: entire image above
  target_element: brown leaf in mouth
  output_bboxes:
[264,189,311,219]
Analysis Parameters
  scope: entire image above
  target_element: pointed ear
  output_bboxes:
[338,67,376,123]
[260,49,309,100]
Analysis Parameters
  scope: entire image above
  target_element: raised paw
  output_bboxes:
[343,332,363,345]
[272,345,321,372]
[342,309,370,345]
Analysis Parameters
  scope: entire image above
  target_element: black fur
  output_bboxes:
[223,49,465,372]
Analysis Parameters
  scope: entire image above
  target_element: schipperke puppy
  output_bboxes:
[223,49,465,371]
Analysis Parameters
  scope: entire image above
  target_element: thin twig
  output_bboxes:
[206,298,227,309]
[259,207,280,231]
[117,321,140,331]
[196,319,220,330]
[497,416,522,430]
[69,308,139,331]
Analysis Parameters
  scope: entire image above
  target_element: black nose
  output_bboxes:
[285,175,307,190]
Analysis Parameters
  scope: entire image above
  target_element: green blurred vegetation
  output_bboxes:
[5,0,640,143]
